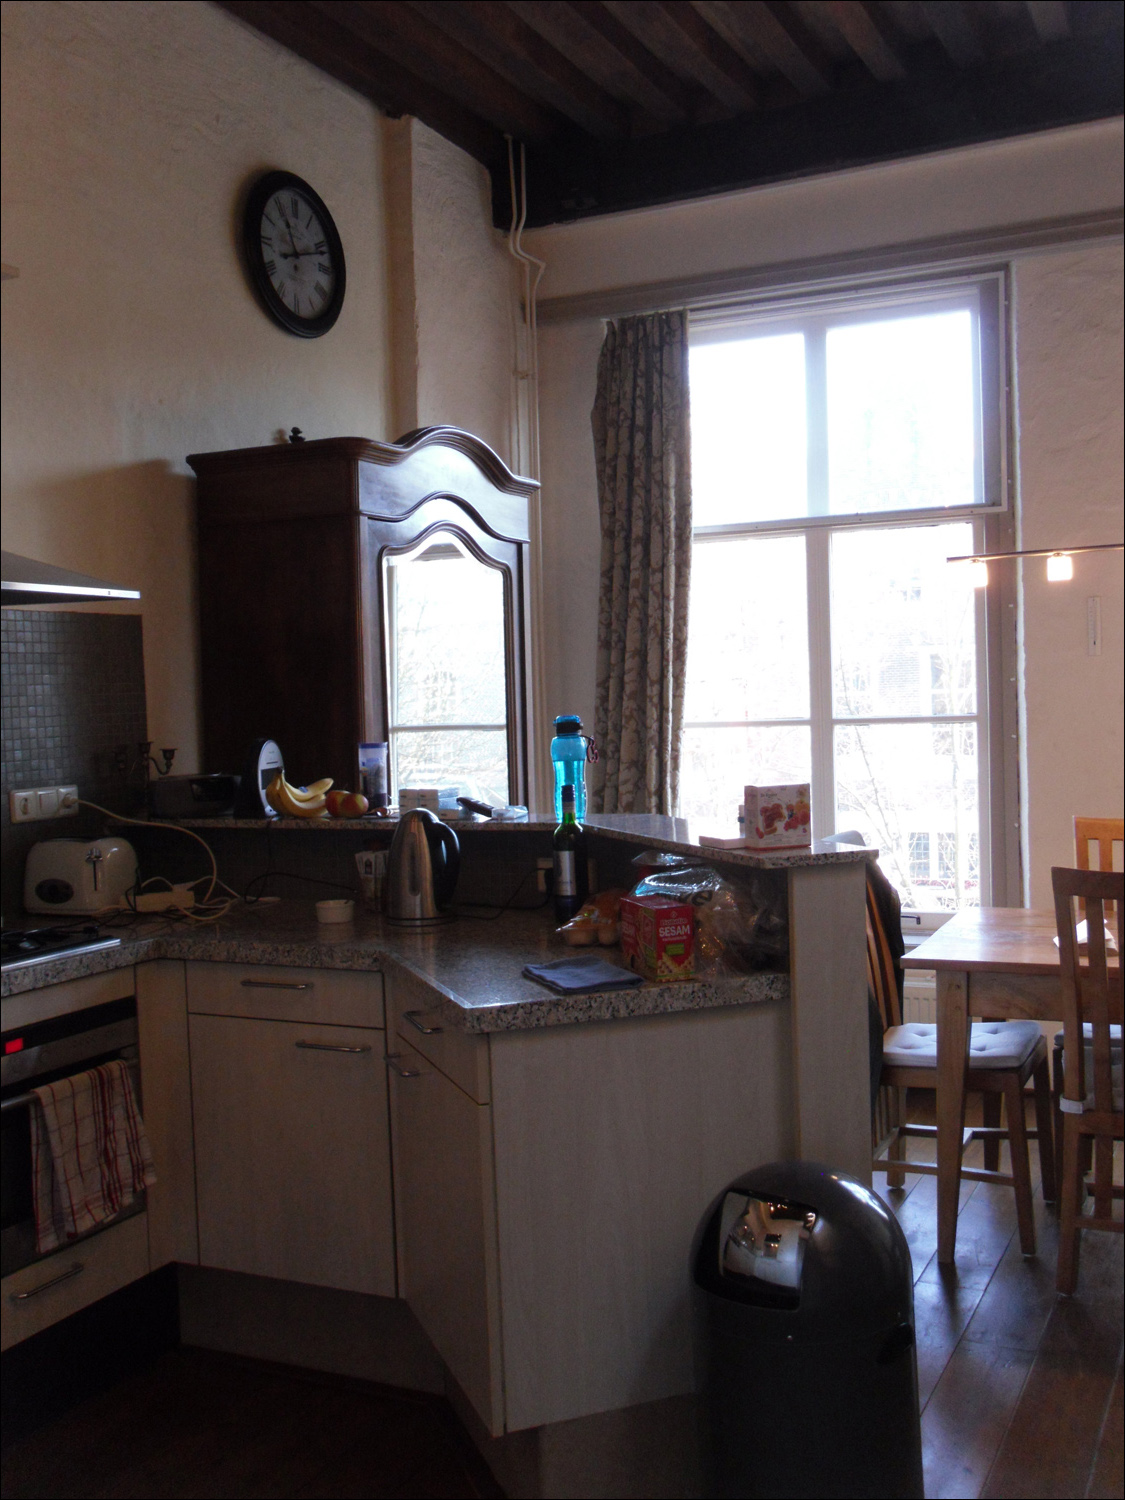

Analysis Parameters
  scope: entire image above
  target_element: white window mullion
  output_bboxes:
[807,527,834,840]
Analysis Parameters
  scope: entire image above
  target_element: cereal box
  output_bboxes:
[619,893,695,981]
[743,784,812,849]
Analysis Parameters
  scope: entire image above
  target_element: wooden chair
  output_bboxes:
[1051,866,1123,1295]
[1051,818,1123,1190]
[871,871,1055,1255]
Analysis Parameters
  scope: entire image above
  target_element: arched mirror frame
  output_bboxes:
[358,430,535,808]
[370,513,525,806]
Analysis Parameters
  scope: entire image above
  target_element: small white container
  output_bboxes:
[316,898,355,924]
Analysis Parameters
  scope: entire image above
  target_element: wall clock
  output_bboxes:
[242,170,346,337]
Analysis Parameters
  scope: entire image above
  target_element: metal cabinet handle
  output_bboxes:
[386,1053,423,1078]
[403,1009,443,1035]
[241,979,312,991]
[11,1262,85,1302]
[294,1041,371,1054]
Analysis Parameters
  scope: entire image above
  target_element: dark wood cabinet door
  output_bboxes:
[189,430,537,804]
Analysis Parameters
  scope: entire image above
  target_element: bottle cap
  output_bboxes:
[554,715,583,734]
[561,783,576,802]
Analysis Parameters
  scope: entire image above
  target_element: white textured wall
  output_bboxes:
[1013,245,1125,906]
[1,1,391,770]
[388,118,519,465]
[538,318,603,733]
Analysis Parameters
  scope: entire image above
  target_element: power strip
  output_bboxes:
[134,883,197,913]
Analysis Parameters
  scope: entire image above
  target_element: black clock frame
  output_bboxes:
[242,170,346,339]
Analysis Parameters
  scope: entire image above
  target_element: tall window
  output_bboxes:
[681,275,1008,912]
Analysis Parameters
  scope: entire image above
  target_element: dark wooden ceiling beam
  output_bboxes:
[217,0,503,164]
[918,1,985,68]
[601,1,761,114]
[408,0,629,136]
[819,1,908,82]
[306,0,561,141]
[691,1,833,96]
[507,1,694,126]
[1025,2,1071,42]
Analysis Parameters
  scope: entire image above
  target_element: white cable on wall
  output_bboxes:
[506,137,551,809]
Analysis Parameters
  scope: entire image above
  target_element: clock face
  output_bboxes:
[243,171,346,337]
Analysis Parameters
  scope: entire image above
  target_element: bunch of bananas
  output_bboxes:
[265,773,333,819]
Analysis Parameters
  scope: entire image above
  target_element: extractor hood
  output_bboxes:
[1,551,141,607]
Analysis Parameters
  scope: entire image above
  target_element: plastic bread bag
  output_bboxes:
[558,889,626,947]
[632,866,788,973]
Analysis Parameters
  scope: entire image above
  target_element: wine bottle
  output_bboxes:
[553,782,588,923]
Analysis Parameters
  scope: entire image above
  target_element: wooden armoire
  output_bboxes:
[187,428,537,802]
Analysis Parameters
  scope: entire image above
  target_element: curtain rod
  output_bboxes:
[536,209,1123,325]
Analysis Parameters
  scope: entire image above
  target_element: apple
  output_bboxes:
[326,789,369,818]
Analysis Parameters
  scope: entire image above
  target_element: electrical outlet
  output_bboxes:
[536,857,554,894]
[9,786,79,823]
[134,883,196,913]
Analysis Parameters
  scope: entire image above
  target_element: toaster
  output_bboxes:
[24,837,138,915]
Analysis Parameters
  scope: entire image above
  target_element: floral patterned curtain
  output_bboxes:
[590,310,692,814]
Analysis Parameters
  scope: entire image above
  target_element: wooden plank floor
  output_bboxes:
[2,1100,1121,1500]
[876,1093,1124,1500]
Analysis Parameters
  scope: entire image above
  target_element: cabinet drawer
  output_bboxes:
[390,970,489,1104]
[3,967,135,1032]
[1,1212,150,1351]
[186,962,383,1027]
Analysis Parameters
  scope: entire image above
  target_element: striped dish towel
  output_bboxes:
[31,1060,156,1255]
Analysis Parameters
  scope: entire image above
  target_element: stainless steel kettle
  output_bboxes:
[386,808,460,924]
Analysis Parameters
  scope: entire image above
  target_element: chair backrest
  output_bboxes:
[1074,816,1123,921]
[1052,865,1124,1121]
[866,866,903,1031]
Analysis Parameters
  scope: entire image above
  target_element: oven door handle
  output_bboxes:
[0,1090,38,1114]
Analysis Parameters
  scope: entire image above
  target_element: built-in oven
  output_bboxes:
[1,997,143,1278]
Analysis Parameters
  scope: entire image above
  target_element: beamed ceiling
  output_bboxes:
[218,1,1125,226]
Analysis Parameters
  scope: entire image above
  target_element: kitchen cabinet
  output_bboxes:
[387,1035,503,1434]
[187,963,394,1298]
[387,971,797,1438]
[187,429,537,799]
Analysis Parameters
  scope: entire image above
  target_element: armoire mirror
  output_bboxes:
[383,531,512,805]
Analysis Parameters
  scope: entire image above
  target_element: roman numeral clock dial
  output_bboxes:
[242,171,345,337]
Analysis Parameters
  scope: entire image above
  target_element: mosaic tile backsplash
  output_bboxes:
[1,610,147,920]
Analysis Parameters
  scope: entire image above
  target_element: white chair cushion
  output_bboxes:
[884,1020,1044,1070]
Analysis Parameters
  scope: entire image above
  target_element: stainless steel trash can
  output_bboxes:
[692,1161,923,1499]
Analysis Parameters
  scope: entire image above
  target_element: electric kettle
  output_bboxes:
[386,809,460,924]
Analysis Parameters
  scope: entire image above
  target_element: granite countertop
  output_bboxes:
[1,900,789,1031]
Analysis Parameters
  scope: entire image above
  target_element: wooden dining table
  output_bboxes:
[901,907,1068,1264]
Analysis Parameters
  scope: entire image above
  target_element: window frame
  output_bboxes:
[684,267,1019,909]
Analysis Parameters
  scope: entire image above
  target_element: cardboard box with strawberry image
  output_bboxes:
[744,783,812,850]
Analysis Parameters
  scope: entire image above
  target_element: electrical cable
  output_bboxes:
[454,867,551,920]
[66,797,238,922]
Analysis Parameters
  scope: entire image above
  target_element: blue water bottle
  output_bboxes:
[551,715,591,822]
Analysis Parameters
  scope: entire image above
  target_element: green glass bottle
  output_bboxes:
[553,783,588,923]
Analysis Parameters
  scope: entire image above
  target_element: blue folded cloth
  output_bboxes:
[523,955,644,995]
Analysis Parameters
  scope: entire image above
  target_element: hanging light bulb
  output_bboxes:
[968,560,989,589]
[1046,552,1073,582]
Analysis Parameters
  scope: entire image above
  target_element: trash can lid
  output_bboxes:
[693,1161,913,1336]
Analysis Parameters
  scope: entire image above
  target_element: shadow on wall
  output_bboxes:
[8,458,201,774]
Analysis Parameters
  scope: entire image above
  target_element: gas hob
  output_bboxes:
[0,924,123,972]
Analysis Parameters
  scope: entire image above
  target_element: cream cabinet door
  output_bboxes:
[190,1014,395,1297]
[388,1038,504,1435]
